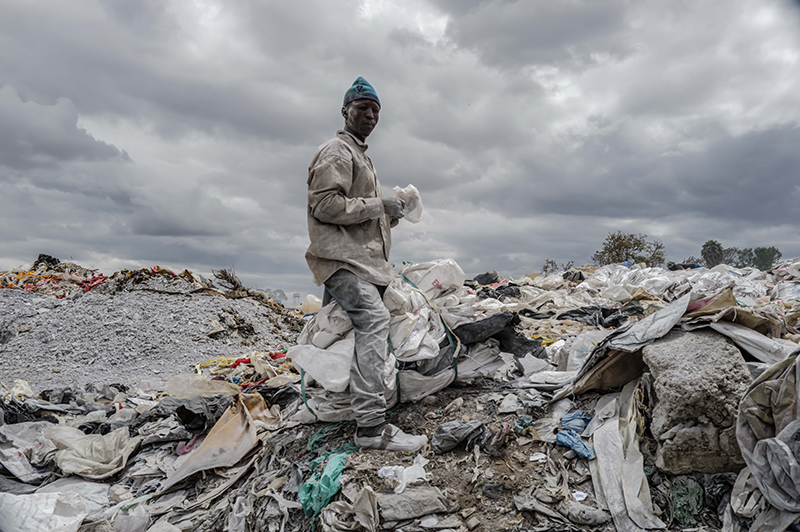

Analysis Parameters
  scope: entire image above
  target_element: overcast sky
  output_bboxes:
[2,0,799,298]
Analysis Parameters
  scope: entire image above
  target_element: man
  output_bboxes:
[305,77,427,452]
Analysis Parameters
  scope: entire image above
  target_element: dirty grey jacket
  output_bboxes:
[305,130,397,287]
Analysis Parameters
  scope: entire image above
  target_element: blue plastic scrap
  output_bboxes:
[560,411,592,433]
[556,430,596,460]
[556,411,595,460]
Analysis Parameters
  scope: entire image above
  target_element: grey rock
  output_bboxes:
[642,329,751,474]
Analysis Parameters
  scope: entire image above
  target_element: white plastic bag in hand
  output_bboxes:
[392,184,424,223]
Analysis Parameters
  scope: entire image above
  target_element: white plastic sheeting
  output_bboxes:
[44,425,141,480]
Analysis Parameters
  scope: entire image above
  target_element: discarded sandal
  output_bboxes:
[354,424,427,452]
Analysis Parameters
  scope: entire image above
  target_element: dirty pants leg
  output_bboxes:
[323,269,390,428]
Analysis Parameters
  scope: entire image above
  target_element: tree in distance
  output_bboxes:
[541,258,575,276]
[701,240,724,268]
[696,240,782,271]
[592,231,665,267]
[753,246,782,270]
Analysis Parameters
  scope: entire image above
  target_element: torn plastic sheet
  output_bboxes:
[382,276,429,315]
[554,293,691,400]
[556,301,643,328]
[150,395,233,435]
[671,476,703,527]
[683,286,785,338]
[560,329,612,372]
[452,311,544,358]
[166,373,241,399]
[432,421,490,454]
[0,475,39,495]
[36,476,110,517]
[699,320,794,365]
[556,430,595,460]
[453,339,506,385]
[737,349,800,513]
[44,425,141,480]
[258,491,303,532]
[556,412,596,459]
[159,393,270,493]
[137,416,192,445]
[388,308,443,362]
[320,485,379,532]
[0,397,39,425]
[397,368,455,403]
[0,421,56,484]
[453,311,514,344]
[224,495,252,532]
[726,467,800,532]
[561,411,592,433]
[0,491,88,532]
[591,380,665,531]
[375,486,447,522]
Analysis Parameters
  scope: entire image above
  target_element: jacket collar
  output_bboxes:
[337,130,368,152]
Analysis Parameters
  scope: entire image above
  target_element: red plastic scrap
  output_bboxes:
[230,358,251,369]
[79,273,108,292]
[240,377,269,389]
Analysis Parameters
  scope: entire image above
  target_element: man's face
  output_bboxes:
[342,99,380,140]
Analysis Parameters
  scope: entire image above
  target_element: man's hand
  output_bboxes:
[382,197,405,219]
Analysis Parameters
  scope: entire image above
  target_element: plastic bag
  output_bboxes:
[432,421,490,454]
[671,476,704,527]
[299,294,322,315]
[288,336,355,393]
[399,259,466,299]
[225,495,252,531]
[392,184,423,223]
[378,454,429,493]
[296,302,352,349]
[299,450,353,518]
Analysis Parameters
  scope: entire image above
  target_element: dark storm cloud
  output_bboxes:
[2,0,799,297]
[434,0,633,70]
[0,86,125,170]
[452,122,800,227]
[0,2,335,145]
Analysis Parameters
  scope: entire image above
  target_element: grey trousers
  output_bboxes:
[323,269,390,427]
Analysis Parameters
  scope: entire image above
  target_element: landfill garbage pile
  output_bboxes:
[0,254,109,299]
[2,256,800,531]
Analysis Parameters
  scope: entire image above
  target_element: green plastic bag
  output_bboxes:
[671,475,703,527]
[298,447,354,518]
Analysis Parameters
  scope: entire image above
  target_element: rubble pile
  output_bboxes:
[2,256,800,532]
[0,259,303,392]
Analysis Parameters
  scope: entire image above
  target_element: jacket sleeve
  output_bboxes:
[308,153,384,225]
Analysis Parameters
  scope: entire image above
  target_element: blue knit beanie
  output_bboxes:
[343,77,380,107]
